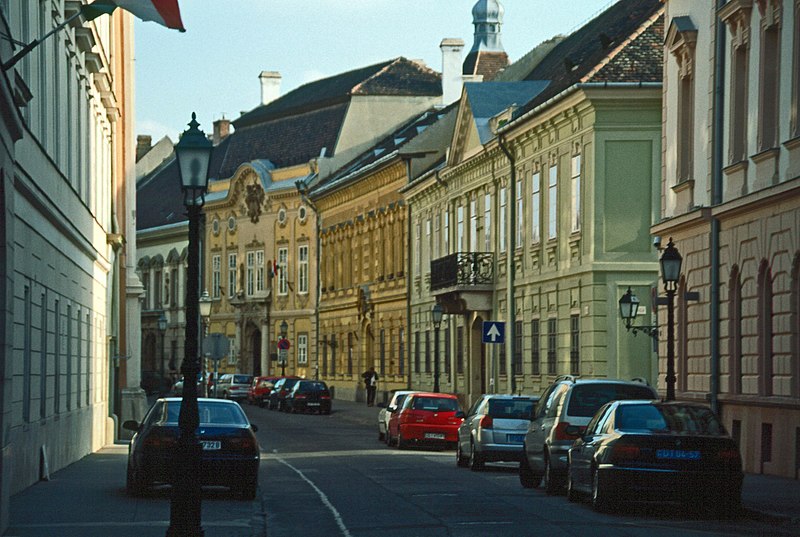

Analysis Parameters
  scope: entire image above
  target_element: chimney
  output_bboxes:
[213,118,231,145]
[136,135,152,162]
[259,71,281,106]
[440,38,465,106]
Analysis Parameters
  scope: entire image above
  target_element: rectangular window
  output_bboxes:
[547,318,557,375]
[433,215,440,259]
[516,179,523,247]
[298,245,308,294]
[531,319,540,375]
[278,247,288,295]
[548,165,558,239]
[758,22,780,151]
[484,193,491,251]
[347,333,353,375]
[500,187,507,253]
[678,74,694,181]
[297,334,308,365]
[513,320,523,375]
[170,269,178,307]
[457,205,464,252]
[212,255,221,298]
[380,330,386,376]
[470,199,478,251]
[398,328,405,376]
[730,44,748,163]
[228,253,237,298]
[571,155,581,233]
[330,334,337,375]
[425,330,431,373]
[531,171,541,243]
[415,222,422,274]
[322,336,328,375]
[256,250,265,292]
[426,218,432,257]
[444,325,451,375]
[570,314,580,375]
[443,211,450,255]
[246,251,255,296]
[154,270,162,308]
[227,336,237,365]
[456,326,464,374]
[414,332,421,373]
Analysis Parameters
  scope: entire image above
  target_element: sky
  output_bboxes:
[134,0,617,143]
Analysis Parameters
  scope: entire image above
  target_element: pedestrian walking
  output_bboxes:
[362,366,379,406]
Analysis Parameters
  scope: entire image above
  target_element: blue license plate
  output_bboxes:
[656,449,701,460]
[507,434,525,443]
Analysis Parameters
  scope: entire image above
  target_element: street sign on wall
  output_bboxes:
[482,321,505,344]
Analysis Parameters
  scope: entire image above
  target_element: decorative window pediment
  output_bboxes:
[666,16,698,79]
[756,0,782,29]
[719,0,754,49]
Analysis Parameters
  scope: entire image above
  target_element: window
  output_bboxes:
[499,187,507,253]
[414,331,421,373]
[721,2,751,163]
[758,3,780,151]
[415,222,421,274]
[380,330,386,376]
[298,245,309,294]
[668,19,697,182]
[348,333,354,375]
[297,334,308,365]
[444,325,451,374]
[531,319,540,375]
[456,326,464,374]
[457,205,464,252]
[758,260,773,396]
[227,336,237,365]
[513,320,522,375]
[470,199,478,251]
[398,328,405,376]
[256,250,264,293]
[443,211,450,255]
[570,314,580,375]
[170,268,178,307]
[516,179,523,246]
[426,218,432,256]
[548,164,558,239]
[246,251,255,295]
[212,255,221,298]
[322,336,328,375]
[425,330,431,373]
[278,247,288,295]
[228,253,237,298]
[571,155,581,233]
[484,193,492,251]
[547,318,557,375]
[154,270,162,308]
[729,265,743,394]
[531,171,541,243]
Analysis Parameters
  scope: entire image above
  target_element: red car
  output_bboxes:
[247,376,280,407]
[386,392,463,449]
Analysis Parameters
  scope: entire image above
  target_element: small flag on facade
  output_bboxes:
[82,0,185,32]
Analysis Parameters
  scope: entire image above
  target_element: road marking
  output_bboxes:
[276,456,352,537]
[262,449,451,460]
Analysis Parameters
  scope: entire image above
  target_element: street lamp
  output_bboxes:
[158,312,168,393]
[168,112,212,537]
[199,290,212,397]
[431,303,443,393]
[279,320,288,376]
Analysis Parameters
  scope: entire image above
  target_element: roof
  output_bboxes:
[463,50,509,81]
[464,81,549,143]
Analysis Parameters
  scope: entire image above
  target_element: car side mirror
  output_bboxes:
[122,420,140,432]
[250,424,259,432]
[455,411,465,419]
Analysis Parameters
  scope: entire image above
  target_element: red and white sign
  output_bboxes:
[277,338,291,350]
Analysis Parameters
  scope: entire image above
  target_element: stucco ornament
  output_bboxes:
[245,180,265,223]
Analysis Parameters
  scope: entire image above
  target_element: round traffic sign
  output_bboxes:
[277,338,291,350]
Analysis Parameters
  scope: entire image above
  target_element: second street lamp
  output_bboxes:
[431,303,443,393]
[279,320,288,376]
[199,290,212,397]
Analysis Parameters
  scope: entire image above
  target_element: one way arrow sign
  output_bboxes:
[482,321,505,344]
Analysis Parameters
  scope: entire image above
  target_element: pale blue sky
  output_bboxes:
[134,0,616,142]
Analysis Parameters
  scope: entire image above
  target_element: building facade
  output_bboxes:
[0,1,135,530]
[658,0,800,478]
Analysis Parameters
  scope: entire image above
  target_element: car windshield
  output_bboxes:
[488,398,534,419]
[164,401,249,426]
[234,375,252,384]
[567,384,655,417]
[412,397,458,412]
[617,404,727,435]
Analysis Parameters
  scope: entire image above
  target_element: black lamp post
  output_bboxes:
[158,312,168,391]
[168,112,212,537]
[280,320,288,376]
[431,303,443,393]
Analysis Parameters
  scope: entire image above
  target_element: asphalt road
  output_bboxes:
[244,403,795,537]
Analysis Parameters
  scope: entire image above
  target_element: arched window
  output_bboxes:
[758,260,774,396]
[729,265,743,395]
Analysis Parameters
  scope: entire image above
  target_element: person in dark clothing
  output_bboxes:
[362,366,379,406]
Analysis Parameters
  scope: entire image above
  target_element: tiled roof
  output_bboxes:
[588,13,664,83]
[463,50,510,81]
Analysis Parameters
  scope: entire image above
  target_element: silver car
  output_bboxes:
[456,394,539,471]
[377,390,418,442]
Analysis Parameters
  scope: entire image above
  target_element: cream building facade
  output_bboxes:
[658,0,800,478]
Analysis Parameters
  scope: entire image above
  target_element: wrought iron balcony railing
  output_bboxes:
[430,252,494,291]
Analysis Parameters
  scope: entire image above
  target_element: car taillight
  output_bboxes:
[295,394,307,399]
[320,395,331,400]
[553,422,583,441]
[610,444,641,462]
[479,415,493,429]
[228,436,257,451]
[718,449,740,461]
[144,434,177,448]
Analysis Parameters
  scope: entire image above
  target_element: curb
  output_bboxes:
[743,507,800,527]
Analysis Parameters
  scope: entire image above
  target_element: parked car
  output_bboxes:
[377,390,418,442]
[520,375,658,493]
[247,376,280,406]
[387,392,463,449]
[285,380,332,414]
[456,394,539,471]
[123,397,260,499]
[567,400,742,514]
[267,376,302,411]
[216,374,253,401]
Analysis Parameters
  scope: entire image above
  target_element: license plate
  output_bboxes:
[656,449,701,460]
[308,402,320,406]
[424,432,445,440]
[201,441,221,451]
[507,434,525,443]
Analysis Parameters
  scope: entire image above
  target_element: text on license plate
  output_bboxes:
[424,432,445,440]
[656,449,701,460]
[507,434,525,443]
[308,402,320,406]
[201,441,221,451]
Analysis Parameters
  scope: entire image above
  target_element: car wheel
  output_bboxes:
[126,460,145,497]
[519,452,541,489]
[591,466,613,513]
[397,431,407,450]
[456,441,469,468]
[544,453,562,495]
[469,441,484,471]
[378,429,385,442]
[566,468,579,503]
[385,430,393,446]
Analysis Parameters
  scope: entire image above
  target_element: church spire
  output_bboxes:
[463,0,509,80]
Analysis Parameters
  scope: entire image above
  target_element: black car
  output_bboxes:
[285,380,332,414]
[566,400,742,514]
[124,397,260,499]
[267,376,301,411]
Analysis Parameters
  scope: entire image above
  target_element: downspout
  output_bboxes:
[710,0,727,415]
[296,181,322,384]
[404,161,414,390]
[498,136,516,394]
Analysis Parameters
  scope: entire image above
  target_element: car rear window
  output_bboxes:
[617,404,726,435]
[567,384,655,417]
[412,397,459,412]
[234,375,252,384]
[488,398,534,419]
[165,401,248,426]
[300,382,328,392]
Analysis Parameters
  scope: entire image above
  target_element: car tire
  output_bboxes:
[566,469,579,503]
[544,453,561,495]
[456,441,469,468]
[469,441,484,471]
[385,430,393,446]
[397,431,407,450]
[378,430,385,442]
[519,452,541,489]
[591,466,613,513]
[126,460,145,497]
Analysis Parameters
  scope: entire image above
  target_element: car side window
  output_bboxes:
[593,404,615,435]
[545,385,568,419]
[466,397,483,417]
[533,386,554,418]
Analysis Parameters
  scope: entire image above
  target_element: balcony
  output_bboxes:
[429,253,495,313]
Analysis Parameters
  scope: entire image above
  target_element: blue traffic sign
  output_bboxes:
[482,321,505,344]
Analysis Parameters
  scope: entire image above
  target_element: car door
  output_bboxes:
[570,403,613,487]
[459,396,485,452]
[527,384,568,472]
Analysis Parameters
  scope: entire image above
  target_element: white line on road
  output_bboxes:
[262,449,452,460]
[276,456,352,537]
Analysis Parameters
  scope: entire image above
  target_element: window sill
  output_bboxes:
[784,136,800,150]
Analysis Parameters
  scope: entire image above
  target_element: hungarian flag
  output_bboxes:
[82,0,185,32]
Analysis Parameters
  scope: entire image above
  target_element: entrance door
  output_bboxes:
[251,330,262,376]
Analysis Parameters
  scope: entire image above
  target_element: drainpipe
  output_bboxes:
[710,0,727,415]
[498,136,516,395]
[296,181,322,387]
